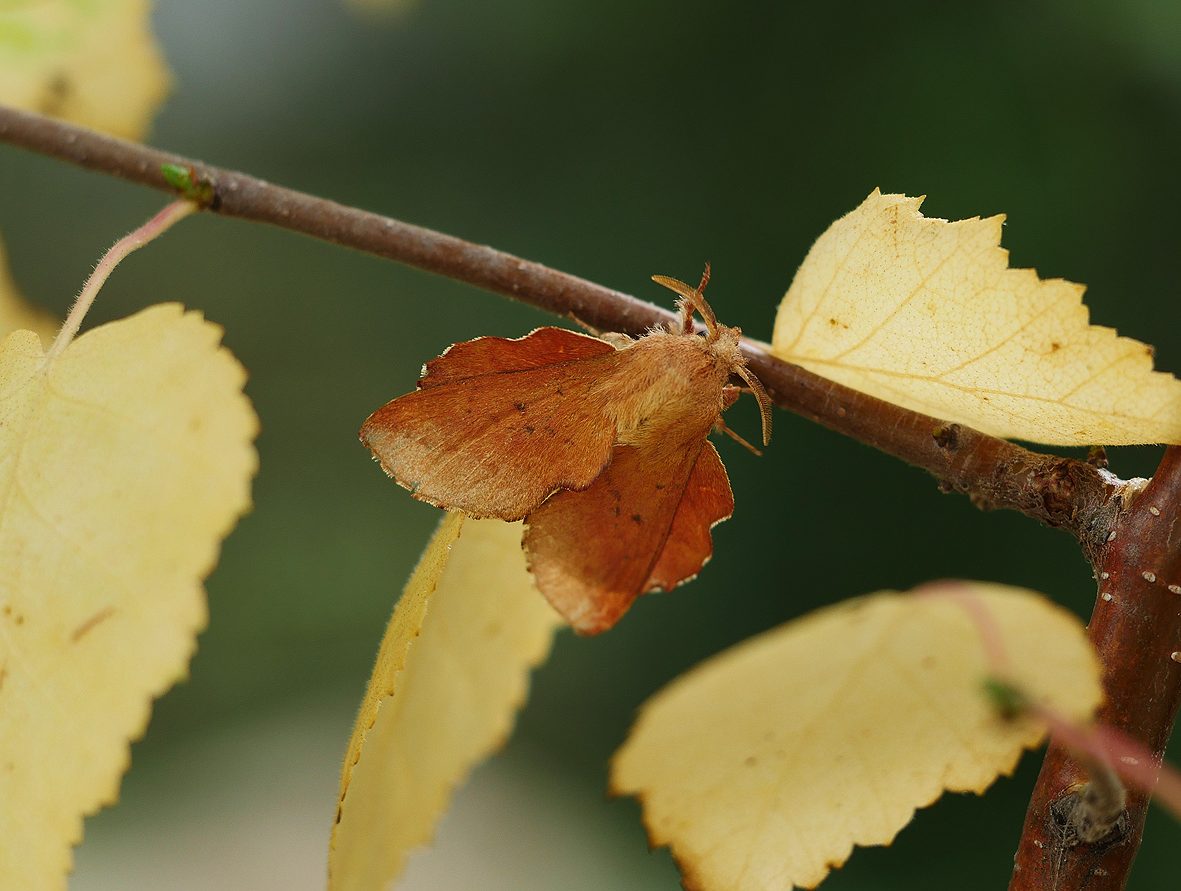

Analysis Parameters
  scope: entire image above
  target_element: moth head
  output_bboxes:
[651,264,773,447]
[652,263,721,341]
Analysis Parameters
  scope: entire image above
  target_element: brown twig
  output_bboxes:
[1010,446,1181,890]
[0,104,1129,543]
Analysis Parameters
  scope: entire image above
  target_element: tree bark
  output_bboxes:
[1010,446,1181,889]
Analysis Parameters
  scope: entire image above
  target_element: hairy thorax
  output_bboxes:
[607,328,744,449]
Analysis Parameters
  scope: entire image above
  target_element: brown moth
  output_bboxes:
[360,266,771,634]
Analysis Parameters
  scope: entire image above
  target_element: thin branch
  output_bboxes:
[0,104,1128,543]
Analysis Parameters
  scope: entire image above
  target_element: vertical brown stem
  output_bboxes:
[1011,447,1181,889]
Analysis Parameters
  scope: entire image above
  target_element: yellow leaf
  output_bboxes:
[0,238,58,345]
[330,514,562,891]
[0,304,257,889]
[611,583,1102,891]
[0,0,170,140]
[772,190,1181,445]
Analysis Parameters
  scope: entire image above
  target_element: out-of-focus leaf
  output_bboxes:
[330,514,562,891]
[0,304,257,889]
[772,190,1181,445]
[0,0,170,139]
[612,582,1102,891]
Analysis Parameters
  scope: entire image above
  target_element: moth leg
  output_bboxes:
[567,314,633,349]
[598,332,635,350]
[733,364,773,446]
[713,417,763,457]
[674,298,694,335]
[567,313,606,335]
[718,385,766,453]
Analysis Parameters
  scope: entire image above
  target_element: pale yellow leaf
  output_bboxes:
[0,237,58,345]
[611,582,1102,891]
[772,190,1181,445]
[0,303,257,890]
[0,0,170,140]
[330,514,562,891]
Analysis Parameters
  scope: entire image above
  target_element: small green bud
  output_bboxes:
[161,163,195,190]
[160,163,214,205]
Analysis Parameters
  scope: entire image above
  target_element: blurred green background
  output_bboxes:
[3,0,1180,887]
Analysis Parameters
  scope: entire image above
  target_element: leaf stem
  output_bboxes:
[45,199,198,362]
